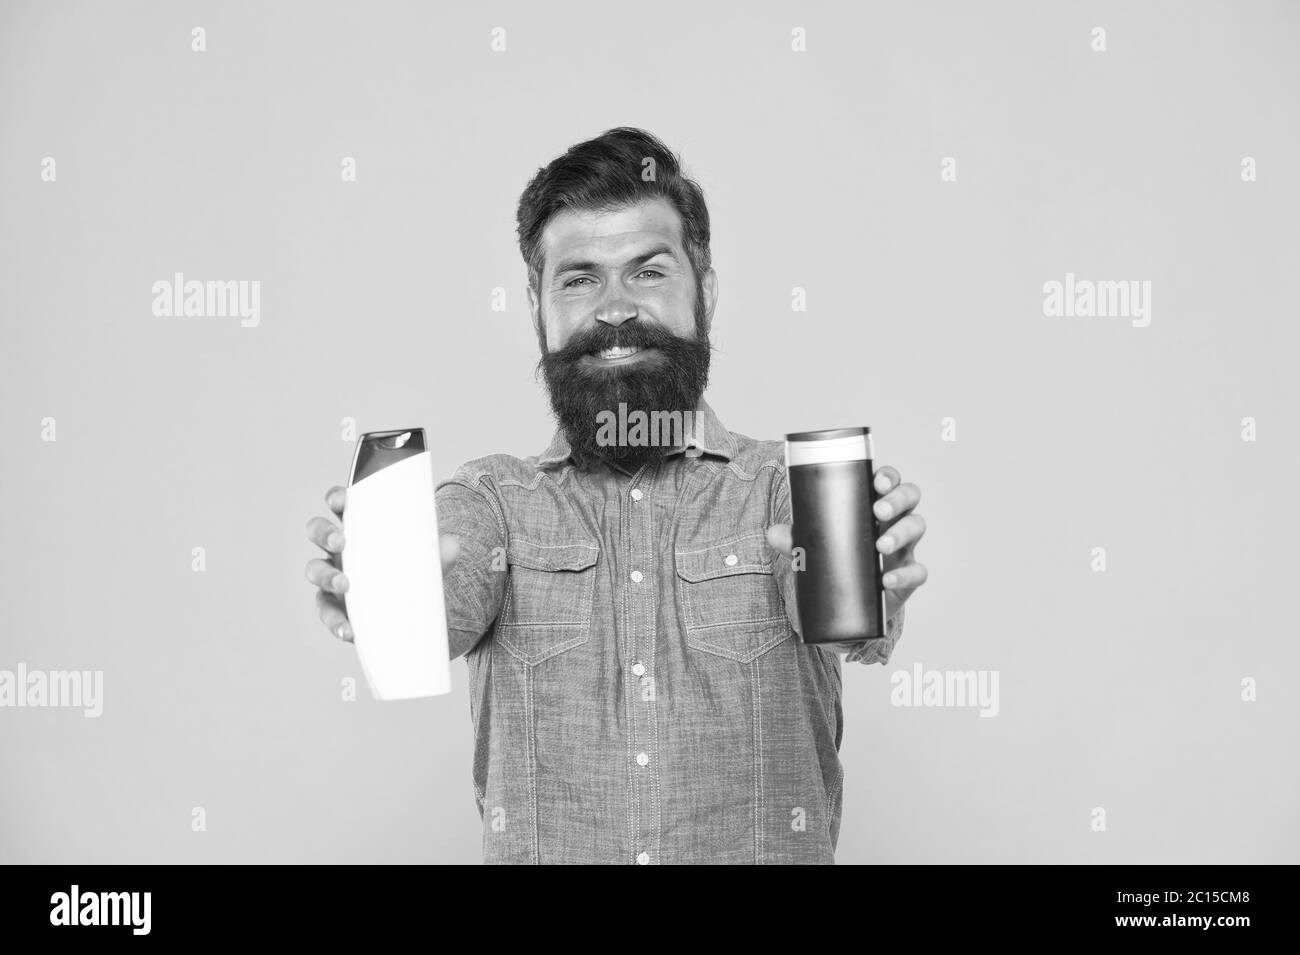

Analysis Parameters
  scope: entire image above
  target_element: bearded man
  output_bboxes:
[305,127,929,864]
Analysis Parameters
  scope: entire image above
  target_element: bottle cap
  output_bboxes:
[350,429,427,484]
[785,427,873,466]
[785,427,870,441]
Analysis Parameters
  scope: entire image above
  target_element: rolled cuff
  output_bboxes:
[845,604,906,666]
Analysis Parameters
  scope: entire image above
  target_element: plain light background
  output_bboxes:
[1,0,1296,864]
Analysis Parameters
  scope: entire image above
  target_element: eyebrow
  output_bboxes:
[552,244,679,278]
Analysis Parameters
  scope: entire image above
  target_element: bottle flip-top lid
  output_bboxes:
[785,427,873,466]
[349,429,427,484]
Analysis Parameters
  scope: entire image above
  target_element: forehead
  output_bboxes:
[540,199,685,270]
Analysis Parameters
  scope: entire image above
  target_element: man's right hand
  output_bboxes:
[305,485,462,643]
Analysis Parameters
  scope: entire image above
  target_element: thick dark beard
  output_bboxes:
[537,294,712,474]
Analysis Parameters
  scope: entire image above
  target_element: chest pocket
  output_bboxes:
[498,537,600,665]
[675,531,791,663]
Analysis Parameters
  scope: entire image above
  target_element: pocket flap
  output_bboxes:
[507,537,600,572]
[675,531,775,583]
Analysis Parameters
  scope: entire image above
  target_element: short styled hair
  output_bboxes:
[515,127,712,293]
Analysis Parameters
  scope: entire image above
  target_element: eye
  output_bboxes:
[637,269,665,280]
[564,276,594,288]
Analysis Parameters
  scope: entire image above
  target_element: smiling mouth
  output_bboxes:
[585,346,657,364]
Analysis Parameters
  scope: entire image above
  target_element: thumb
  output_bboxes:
[766,523,793,559]
[439,533,462,571]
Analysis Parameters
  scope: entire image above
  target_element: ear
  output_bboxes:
[527,283,547,353]
[700,268,719,335]
[526,282,540,323]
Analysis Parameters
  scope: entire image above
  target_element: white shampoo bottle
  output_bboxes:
[342,428,451,700]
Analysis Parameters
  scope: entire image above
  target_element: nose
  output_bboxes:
[596,296,638,327]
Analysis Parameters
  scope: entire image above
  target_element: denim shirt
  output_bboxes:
[434,399,905,864]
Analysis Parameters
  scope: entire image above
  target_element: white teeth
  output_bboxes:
[596,346,642,359]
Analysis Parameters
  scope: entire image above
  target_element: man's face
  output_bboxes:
[530,199,718,471]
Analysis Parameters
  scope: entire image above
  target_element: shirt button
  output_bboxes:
[724,553,738,567]
[630,570,643,583]
[636,752,649,767]
[630,488,643,502]
[636,852,650,865]
[632,662,646,677]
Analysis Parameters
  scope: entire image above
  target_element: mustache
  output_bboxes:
[546,321,695,364]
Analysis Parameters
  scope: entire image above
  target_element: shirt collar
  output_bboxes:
[536,397,737,469]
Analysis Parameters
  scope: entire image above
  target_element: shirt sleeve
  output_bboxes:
[770,463,906,667]
[844,604,905,666]
[770,465,806,640]
[434,471,508,660]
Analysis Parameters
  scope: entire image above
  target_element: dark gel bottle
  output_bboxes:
[784,427,884,646]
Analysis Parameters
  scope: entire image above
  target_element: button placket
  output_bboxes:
[626,471,658,865]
